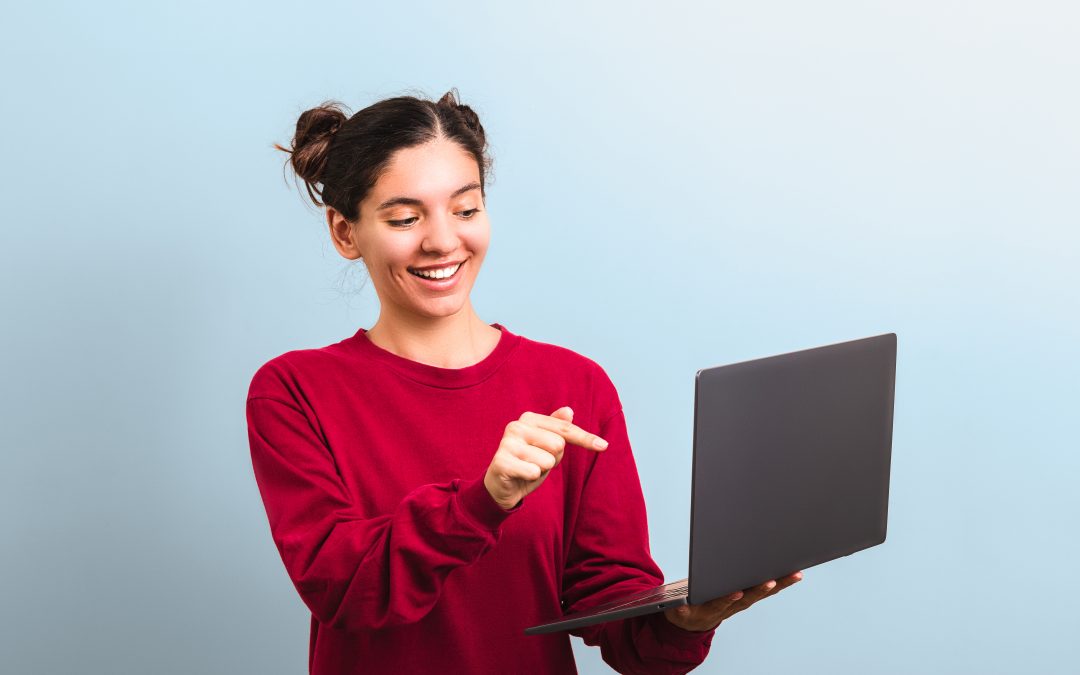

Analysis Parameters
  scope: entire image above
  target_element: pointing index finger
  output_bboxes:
[537,414,609,451]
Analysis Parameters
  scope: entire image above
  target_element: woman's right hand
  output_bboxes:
[484,406,610,510]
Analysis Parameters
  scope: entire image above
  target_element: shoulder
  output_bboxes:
[514,332,609,378]
[513,331,623,418]
[247,335,357,403]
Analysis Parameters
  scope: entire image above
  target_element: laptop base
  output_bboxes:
[525,579,689,635]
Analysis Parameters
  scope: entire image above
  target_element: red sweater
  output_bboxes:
[245,322,715,674]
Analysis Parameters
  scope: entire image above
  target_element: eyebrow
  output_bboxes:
[375,182,482,211]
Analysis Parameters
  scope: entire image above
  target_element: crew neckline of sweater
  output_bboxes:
[351,322,521,389]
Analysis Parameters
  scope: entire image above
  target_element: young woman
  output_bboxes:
[246,89,801,674]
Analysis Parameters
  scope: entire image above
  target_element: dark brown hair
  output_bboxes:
[274,88,492,222]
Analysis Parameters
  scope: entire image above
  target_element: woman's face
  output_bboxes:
[328,135,490,321]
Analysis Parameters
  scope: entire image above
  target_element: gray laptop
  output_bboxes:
[525,333,897,635]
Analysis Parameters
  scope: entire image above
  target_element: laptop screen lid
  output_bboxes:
[687,333,897,605]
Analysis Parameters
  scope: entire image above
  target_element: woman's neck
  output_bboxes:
[364,310,502,369]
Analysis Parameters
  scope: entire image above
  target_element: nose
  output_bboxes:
[421,210,462,255]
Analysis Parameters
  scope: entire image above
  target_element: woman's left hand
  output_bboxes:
[663,571,803,632]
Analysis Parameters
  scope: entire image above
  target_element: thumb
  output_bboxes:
[551,406,574,420]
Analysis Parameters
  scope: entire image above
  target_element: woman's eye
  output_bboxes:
[388,209,479,227]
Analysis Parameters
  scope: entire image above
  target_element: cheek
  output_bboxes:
[381,240,421,267]
[468,240,488,258]
[466,246,487,271]
[464,228,490,257]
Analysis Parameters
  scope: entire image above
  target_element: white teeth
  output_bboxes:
[410,263,461,280]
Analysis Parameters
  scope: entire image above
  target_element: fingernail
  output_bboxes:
[765,581,776,590]
[593,438,608,449]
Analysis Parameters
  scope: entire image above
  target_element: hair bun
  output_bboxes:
[454,103,484,139]
[297,105,346,144]
[274,101,350,201]
[435,89,486,148]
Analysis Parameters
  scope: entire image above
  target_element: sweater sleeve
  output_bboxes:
[245,394,521,633]
[562,406,715,675]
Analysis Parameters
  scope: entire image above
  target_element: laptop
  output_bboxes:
[525,333,897,635]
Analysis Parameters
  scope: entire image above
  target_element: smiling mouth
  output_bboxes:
[407,260,465,280]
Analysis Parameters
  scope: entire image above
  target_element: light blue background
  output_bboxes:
[2,1,1077,673]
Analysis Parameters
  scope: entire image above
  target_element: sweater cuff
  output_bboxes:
[650,611,716,650]
[455,475,521,532]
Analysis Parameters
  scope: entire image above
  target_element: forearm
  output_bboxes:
[276,474,516,631]
[572,613,715,675]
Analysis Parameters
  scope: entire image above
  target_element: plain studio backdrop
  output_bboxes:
[1,1,1077,673]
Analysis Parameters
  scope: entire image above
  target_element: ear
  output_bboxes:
[326,207,362,260]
